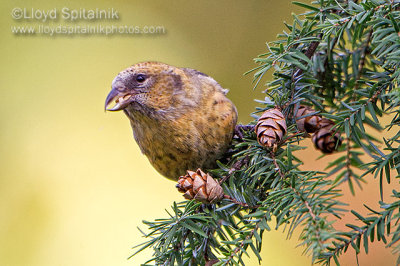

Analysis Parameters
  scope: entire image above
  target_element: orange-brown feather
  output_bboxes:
[113,62,238,180]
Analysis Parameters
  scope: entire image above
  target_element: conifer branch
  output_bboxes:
[132,1,400,264]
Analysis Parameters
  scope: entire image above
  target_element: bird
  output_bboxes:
[105,62,238,181]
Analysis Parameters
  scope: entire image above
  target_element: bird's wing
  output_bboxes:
[181,67,230,95]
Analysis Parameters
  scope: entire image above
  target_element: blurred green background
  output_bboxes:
[0,0,396,265]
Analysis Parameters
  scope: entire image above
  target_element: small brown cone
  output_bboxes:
[255,108,287,148]
[312,119,342,153]
[176,169,224,204]
[295,105,322,134]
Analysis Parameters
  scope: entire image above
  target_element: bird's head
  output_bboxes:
[105,62,192,115]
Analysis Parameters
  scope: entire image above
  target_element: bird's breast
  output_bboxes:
[124,92,237,180]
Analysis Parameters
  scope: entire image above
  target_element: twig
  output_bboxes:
[224,220,262,265]
[219,155,250,184]
[285,38,321,110]
[205,259,219,266]
[325,228,367,263]
[271,152,286,180]
[271,152,319,229]
[352,29,373,100]
[223,194,260,209]
[317,36,338,103]
[342,84,386,125]
[345,136,353,183]
[370,84,385,103]
[204,229,219,266]
[293,39,321,80]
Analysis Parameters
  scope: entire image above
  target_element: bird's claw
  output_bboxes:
[234,124,255,141]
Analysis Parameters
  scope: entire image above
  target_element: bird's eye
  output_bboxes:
[136,74,146,82]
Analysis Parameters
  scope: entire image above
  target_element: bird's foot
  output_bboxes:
[234,124,255,141]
